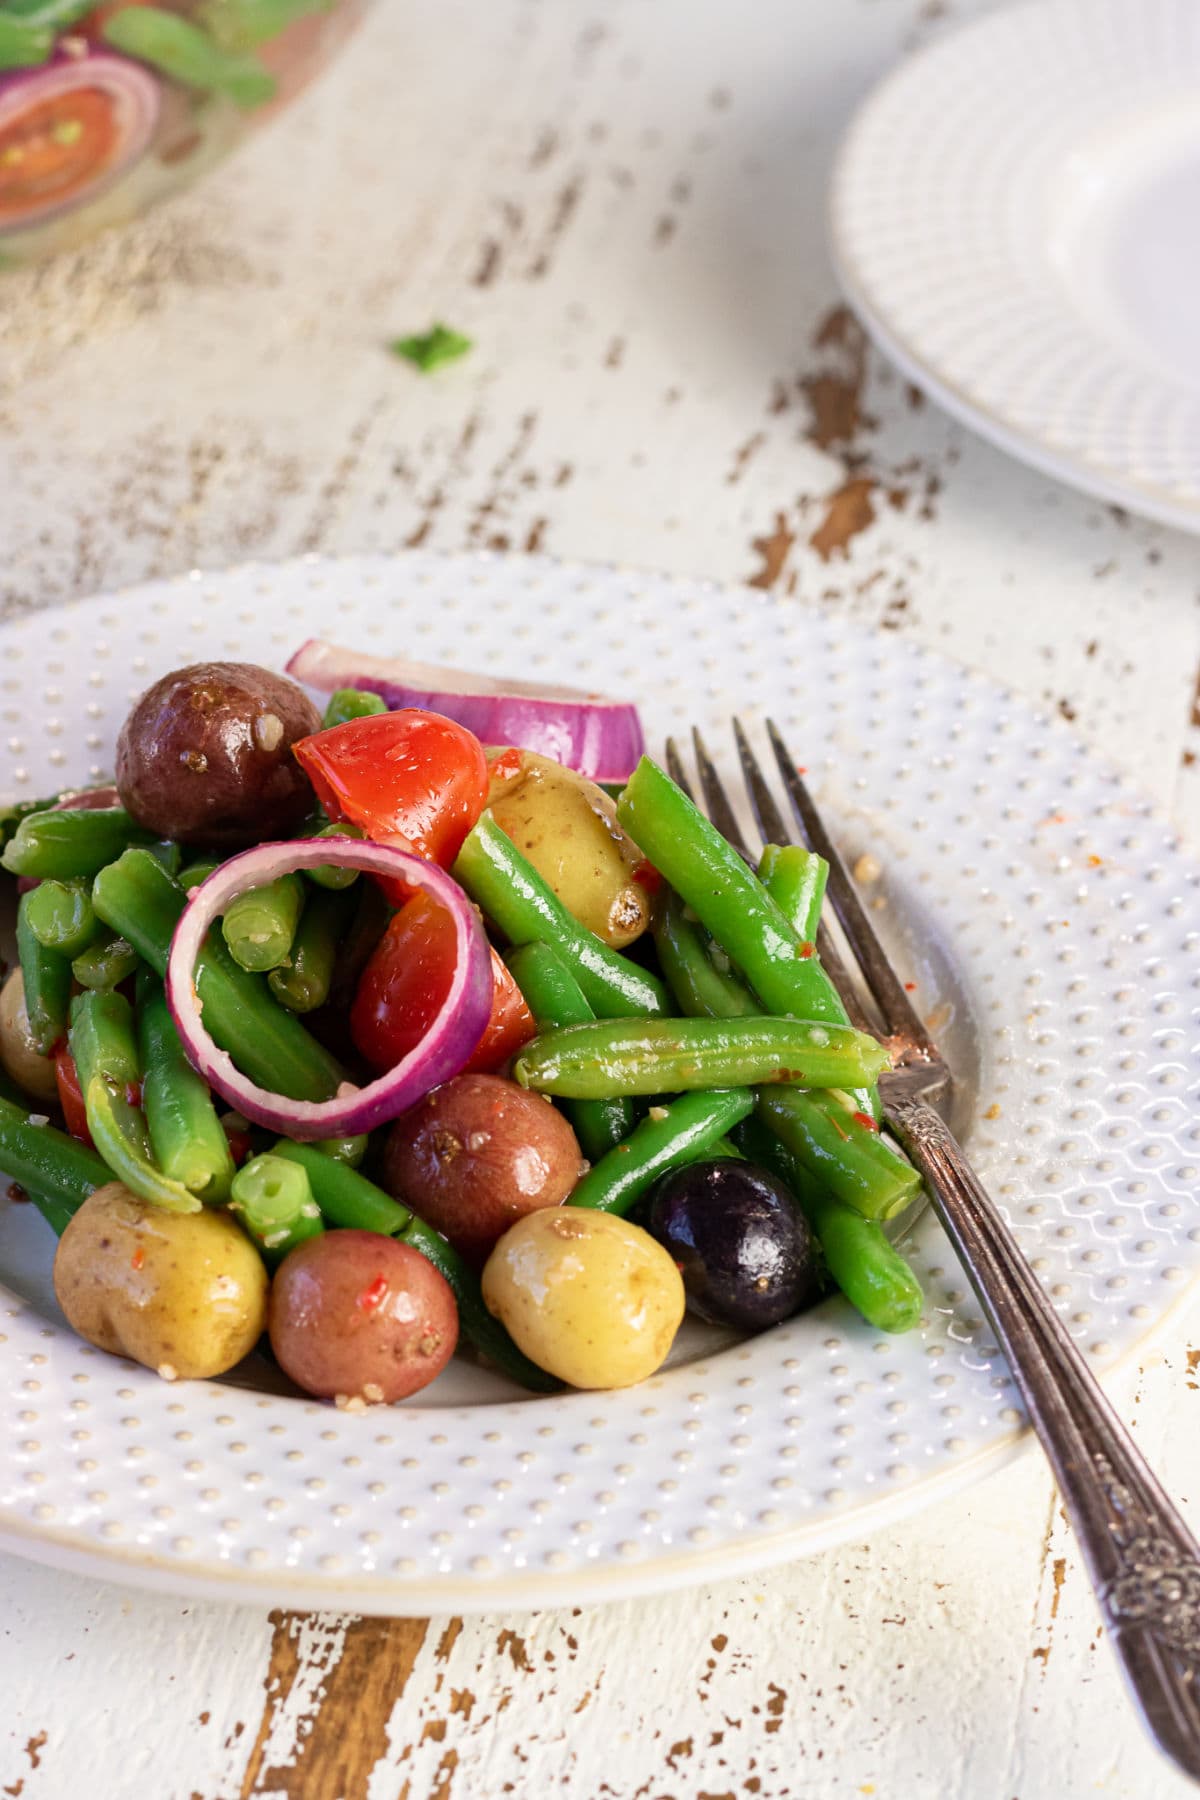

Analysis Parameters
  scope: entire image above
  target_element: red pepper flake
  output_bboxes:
[631,859,663,895]
[358,1274,389,1313]
[798,941,815,960]
[796,765,808,776]
[851,1111,878,1132]
[1087,854,1103,868]
[125,1079,143,1108]
[490,748,524,782]
[224,1128,253,1167]
[904,981,917,992]
[130,1247,145,1271]
[6,1182,28,1204]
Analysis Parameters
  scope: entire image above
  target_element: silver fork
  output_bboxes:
[670,717,1200,1784]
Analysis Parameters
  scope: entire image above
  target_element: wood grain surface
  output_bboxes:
[2,1,1200,1795]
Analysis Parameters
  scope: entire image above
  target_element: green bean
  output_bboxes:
[454,811,669,1019]
[69,991,199,1214]
[199,0,333,51]
[756,843,827,941]
[319,686,388,729]
[515,1016,888,1100]
[330,878,391,1004]
[568,1087,755,1215]
[304,821,364,891]
[222,872,305,973]
[2,0,96,26]
[0,1092,108,1227]
[93,850,344,1103]
[505,942,632,1160]
[268,887,346,1012]
[101,7,276,107]
[738,1118,922,1332]
[16,893,70,1056]
[71,931,140,992]
[270,1143,558,1391]
[0,794,60,854]
[618,759,845,1024]
[23,879,98,959]
[230,1153,324,1264]
[179,860,220,892]
[2,808,155,881]
[312,1133,368,1166]
[147,840,184,877]
[756,1088,919,1222]
[137,972,236,1203]
[0,12,51,67]
[654,889,757,1020]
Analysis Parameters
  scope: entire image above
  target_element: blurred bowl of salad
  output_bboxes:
[0,0,367,265]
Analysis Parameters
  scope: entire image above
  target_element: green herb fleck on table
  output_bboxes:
[389,323,473,373]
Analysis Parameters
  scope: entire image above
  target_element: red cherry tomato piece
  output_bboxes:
[351,890,535,1077]
[54,1045,93,1148]
[293,709,489,867]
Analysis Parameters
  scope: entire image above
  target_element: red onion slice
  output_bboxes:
[286,639,644,783]
[0,54,161,232]
[165,840,492,1139]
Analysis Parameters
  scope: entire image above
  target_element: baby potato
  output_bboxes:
[487,749,652,948]
[481,1208,685,1389]
[0,968,59,1104]
[53,1183,268,1380]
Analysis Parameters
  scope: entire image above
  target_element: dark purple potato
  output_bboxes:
[115,662,321,848]
[646,1159,821,1332]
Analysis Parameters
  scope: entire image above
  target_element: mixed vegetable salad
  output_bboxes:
[0,0,360,256]
[0,646,926,1405]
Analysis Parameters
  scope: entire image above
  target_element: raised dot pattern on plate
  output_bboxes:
[0,550,1197,1613]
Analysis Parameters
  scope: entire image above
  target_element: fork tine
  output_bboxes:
[663,737,695,803]
[765,718,933,1048]
[731,716,790,847]
[690,727,754,864]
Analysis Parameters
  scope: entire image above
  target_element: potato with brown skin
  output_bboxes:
[115,662,321,848]
[53,1182,269,1380]
[269,1231,458,1403]
[0,968,58,1104]
[486,749,652,948]
[482,1208,685,1389]
[382,1073,587,1266]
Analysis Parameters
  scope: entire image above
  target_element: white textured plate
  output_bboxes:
[831,0,1200,532]
[1,551,1199,1614]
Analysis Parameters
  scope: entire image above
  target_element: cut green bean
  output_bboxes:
[101,7,276,106]
[0,794,60,855]
[505,941,633,1160]
[24,879,98,959]
[454,811,669,1019]
[270,1143,558,1391]
[16,892,71,1056]
[93,850,344,1103]
[330,878,391,1003]
[757,843,827,941]
[320,687,388,729]
[2,807,155,881]
[654,889,758,1021]
[222,872,305,973]
[0,1092,108,1225]
[312,1133,368,1167]
[137,973,236,1203]
[268,887,346,1012]
[179,860,220,892]
[739,1117,923,1332]
[230,1153,324,1265]
[568,1087,755,1215]
[0,12,51,67]
[69,991,199,1214]
[200,0,334,51]
[72,931,140,991]
[515,1016,888,1100]
[304,820,364,891]
[756,1088,919,1222]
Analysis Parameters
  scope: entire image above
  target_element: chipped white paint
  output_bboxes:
[2,0,1200,1795]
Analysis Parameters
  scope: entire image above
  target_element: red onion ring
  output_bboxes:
[165,839,492,1139]
[286,639,644,783]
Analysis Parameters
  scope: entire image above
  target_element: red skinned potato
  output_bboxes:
[382,1073,586,1265]
[269,1230,458,1404]
[116,662,321,848]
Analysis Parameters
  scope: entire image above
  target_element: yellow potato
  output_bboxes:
[0,967,59,1104]
[54,1183,268,1381]
[481,1207,685,1389]
[487,749,651,948]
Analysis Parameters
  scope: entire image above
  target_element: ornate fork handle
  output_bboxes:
[887,1088,1200,1774]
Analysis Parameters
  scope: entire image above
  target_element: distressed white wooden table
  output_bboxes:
[3,1,1200,1795]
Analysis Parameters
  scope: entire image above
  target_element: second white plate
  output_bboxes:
[831,0,1200,532]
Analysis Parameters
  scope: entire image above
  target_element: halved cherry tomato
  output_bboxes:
[294,709,489,867]
[54,1045,93,1148]
[350,890,535,1077]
